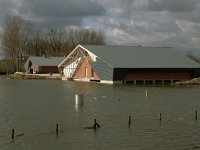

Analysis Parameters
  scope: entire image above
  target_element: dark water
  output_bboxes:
[0,77,200,150]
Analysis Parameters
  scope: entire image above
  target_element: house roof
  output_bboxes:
[82,45,200,69]
[24,56,64,71]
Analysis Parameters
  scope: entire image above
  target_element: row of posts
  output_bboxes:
[11,119,100,140]
[10,94,199,140]
[11,110,199,140]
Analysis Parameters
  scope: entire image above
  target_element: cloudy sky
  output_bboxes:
[1,0,200,56]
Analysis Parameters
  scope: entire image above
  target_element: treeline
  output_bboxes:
[1,15,105,73]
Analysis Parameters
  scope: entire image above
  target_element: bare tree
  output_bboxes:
[81,29,105,45]
[66,28,80,50]
[47,27,67,56]
[2,15,33,72]
[1,15,106,73]
[66,28,105,49]
[26,30,48,57]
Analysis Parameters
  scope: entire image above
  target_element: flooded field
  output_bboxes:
[0,77,200,150]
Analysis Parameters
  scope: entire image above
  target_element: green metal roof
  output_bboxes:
[82,45,200,69]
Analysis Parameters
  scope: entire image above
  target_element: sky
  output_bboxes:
[0,0,200,58]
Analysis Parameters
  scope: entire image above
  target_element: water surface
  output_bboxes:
[0,77,200,150]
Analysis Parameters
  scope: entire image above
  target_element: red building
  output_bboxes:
[24,56,64,74]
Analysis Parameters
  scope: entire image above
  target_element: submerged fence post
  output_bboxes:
[159,113,162,121]
[93,119,100,130]
[12,129,14,140]
[93,119,97,130]
[56,123,59,134]
[195,110,198,120]
[128,116,131,126]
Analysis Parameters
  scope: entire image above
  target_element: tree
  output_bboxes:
[0,59,8,74]
[2,15,33,73]
[47,27,67,56]
[66,27,80,50]
[1,15,106,73]
[26,30,47,57]
[80,29,105,45]
[66,28,105,50]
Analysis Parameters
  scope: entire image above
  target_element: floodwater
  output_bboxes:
[0,76,200,150]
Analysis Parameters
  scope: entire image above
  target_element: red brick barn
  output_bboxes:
[24,56,64,74]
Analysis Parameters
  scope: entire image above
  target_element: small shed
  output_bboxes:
[24,56,64,74]
[58,45,200,84]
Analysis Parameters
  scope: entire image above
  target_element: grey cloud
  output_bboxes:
[99,0,135,17]
[99,12,193,49]
[34,17,83,29]
[19,0,105,18]
[162,36,193,49]
[148,20,181,33]
[17,0,105,27]
[172,9,200,24]
[95,0,200,52]
[1,0,200,54]
[0,0,16,15]
[99,0,134,9]
[147,0,197,12]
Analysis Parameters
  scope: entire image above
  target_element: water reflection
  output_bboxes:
[74,104,83,112]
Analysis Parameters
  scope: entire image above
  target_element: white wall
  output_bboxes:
[63,57,81,78]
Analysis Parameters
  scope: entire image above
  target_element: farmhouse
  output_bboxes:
[58,45,200,84]
[24,56,64,74]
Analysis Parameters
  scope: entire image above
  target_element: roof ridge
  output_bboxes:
[82,45,172,48]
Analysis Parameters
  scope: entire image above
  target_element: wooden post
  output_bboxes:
[93,119,97,130]
[128,116,131,126]
[12,129,14,140]
[56,123,59,134]
[93,119,100,130]
[159,113,162,121]
[195,110,198,120]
